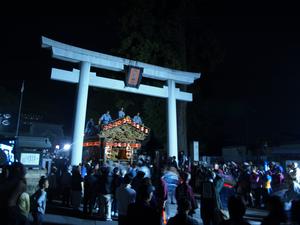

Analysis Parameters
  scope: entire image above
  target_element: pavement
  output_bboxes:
[40,199,201,225]
[38,198,267,225]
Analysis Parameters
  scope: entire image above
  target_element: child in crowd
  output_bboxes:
[32,176,49,225]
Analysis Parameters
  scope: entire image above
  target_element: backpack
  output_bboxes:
[30,189,41,213]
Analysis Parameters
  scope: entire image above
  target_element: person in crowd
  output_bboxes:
[283,174,300,211]
[288,162,300,184]
[127,162,137,178]
[219,196,250,225]
[71,166,84,212]
[6,162,29,225]
[291,200,300,225]
[249,166,261,208]
[178,151,188,170]
[133,112,142,124]
[85,118,96,136]
[127,184,161,225]
[61,165,72,207]
[118,107,125,119]
[131,170,145,192]
[138,177,158,208]
[99,110,112,125]
[17,190,30,225]
[163,167,179,205]
[111,167,123,217]
[80,163,88,178]
[261,171,272,207]
[137,160,151,178]
[213,163,224,175]
[214,171,224,210]
[236,165,251,207]
[153,172,168,224]
[261,195,287,225]
[199,169,217,225]
[98,166,113,221]
[47,166,57,203]
[170,156,178,170]
[175,172,197,216]
[31,176,49,225]
[167,198,200,225]
[83,166,98,216]
[116,174,136,225]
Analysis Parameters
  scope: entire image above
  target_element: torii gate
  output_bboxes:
[41,36,200,166]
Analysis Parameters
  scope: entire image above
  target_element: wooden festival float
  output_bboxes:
[83,116,150,162]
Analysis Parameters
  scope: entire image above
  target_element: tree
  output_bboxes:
[116,0,225,155]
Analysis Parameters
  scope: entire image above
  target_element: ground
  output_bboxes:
[37,197,267,225]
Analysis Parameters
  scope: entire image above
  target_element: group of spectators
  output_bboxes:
[0,162,49,225]
[44,157,199,225]
[2,155,300,225]
[0,153,196,225]
[190,159,300,225]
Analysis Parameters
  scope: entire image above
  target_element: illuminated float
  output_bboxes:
[83,116,150,162]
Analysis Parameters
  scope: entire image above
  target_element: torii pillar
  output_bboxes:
[167,80,178,159]
[71,61,91,165]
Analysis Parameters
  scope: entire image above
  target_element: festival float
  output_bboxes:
[83,116,150,163]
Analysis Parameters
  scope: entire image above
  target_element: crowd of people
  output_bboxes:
[0,153,198,225]
[0,162,49,225]
[190,159,300,225]
[2,153,300,225]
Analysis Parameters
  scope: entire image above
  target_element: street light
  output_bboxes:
[63,144,71,151]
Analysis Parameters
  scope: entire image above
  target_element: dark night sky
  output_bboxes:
[1,14,300,149]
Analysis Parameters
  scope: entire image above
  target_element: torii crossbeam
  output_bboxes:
[42,36,200,165]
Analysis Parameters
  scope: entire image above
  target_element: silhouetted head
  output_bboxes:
[265,195,287,222]
[123,174,133,185]
[10,162,26,179]
[291,200,300,224]
[138,184,155,202]
[181,172,191,183]
[136,170,145,179]
[228,196,246,220]
[177,198,191,214]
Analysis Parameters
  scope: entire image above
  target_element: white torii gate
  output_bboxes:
[41,36,200,166]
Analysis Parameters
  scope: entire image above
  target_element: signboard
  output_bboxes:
[193,141,199,161]
[20,152,41,167]
[124,65,143,88]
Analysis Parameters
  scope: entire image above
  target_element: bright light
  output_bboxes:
[0,144,13,151]
[63,144,71,151]
[55,145,60,149]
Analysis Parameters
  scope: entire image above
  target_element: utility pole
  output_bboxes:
[16,80,24,138]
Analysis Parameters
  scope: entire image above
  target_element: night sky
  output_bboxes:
[1,14,300,152]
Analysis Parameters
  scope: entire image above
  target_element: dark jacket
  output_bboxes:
[167,213,200,225]
[99,172,113,195]
[127,201,161,225]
